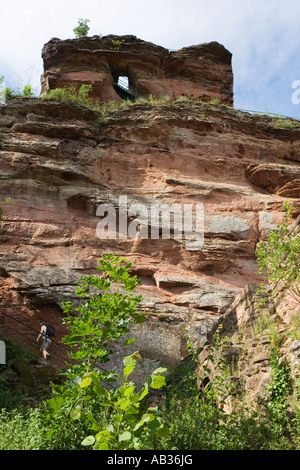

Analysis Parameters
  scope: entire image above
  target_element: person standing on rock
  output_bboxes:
[36,320,51,363]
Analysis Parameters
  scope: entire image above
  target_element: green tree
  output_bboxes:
[73,18,90,38]
[81,352,168,450]
[61,253,144,372]
[256,201,300,302]
[41,254,169,449]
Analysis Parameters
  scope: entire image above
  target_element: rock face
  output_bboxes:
[1,35,300,373]
[199,256,300,405]
[41,35,233,105]
[1,93,300,373]
[0,356,62,406]
[246,163,300,197]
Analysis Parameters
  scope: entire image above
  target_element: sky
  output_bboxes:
[0,0,300,118]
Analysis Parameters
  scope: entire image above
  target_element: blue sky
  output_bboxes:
[1,0,300,118]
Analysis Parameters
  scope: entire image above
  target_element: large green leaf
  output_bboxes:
[80,376,92,388]
[150,375,166,389]
[119,431,132,442]
[82,435,95,446]
[123,363,136,377]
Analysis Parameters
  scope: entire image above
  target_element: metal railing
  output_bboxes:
[236,108,300,120]
[113,76,138,101]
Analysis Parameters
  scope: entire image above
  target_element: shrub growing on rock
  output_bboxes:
[73,19,90,38]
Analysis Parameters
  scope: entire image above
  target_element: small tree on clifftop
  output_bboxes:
[73,18,90,38]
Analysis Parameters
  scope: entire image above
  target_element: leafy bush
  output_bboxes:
[265,348,291,423]
[40,254,168,450]
[61,254,143,369]
[0,408,45,450]
[111,39,124,51]
[256,201,300,301]
[81,352,168,450]
[73,19,90,38]
[46,84,100,112]
[0,76,35,100]
[4,87,16,100]
[22,84,34,97]
[272,116,300,128]
[78,83,93,99]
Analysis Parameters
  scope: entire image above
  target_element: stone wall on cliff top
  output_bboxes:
[41,35,233,105]
[0,94,300,374]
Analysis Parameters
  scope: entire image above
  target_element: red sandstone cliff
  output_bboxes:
[0,37,299,373]
[41,35,233,105]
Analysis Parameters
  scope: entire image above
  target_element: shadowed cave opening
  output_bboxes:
[111,69,138,101]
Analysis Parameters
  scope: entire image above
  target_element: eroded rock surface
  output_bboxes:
[0,96,300,372]
[41,35,233,105]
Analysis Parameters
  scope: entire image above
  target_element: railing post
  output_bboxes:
[0,340,6,364]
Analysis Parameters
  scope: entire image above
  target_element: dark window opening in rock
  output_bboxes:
[118,76,129,90]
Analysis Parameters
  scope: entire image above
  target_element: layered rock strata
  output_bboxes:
[0,97,300,372]
[41,35,233,105]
